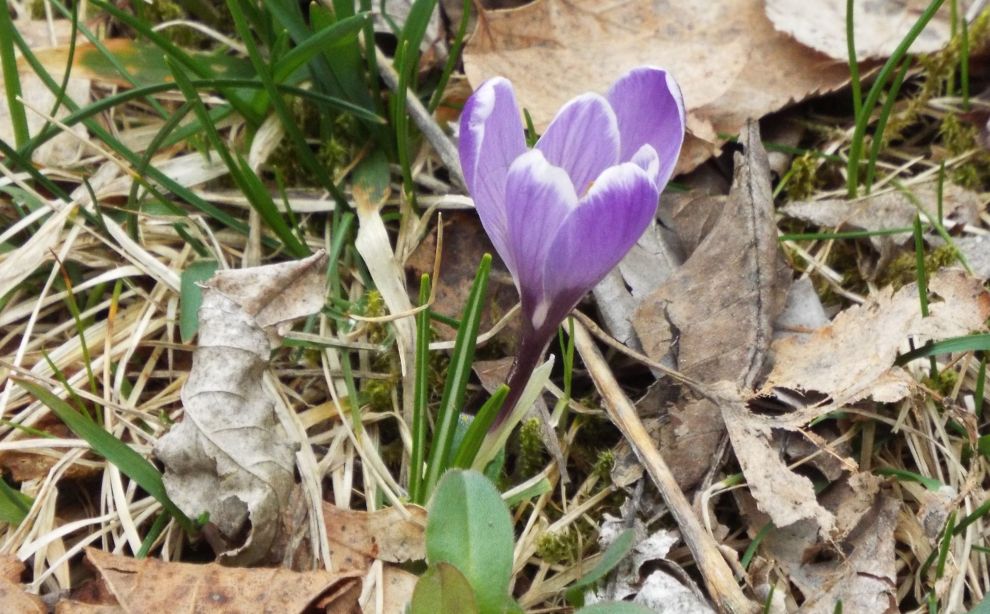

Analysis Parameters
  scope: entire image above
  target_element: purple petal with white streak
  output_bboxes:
[607,67,685,187]
[535,93,620,196]
[459,77,527,275]
[542,162,659,323]
[503,150,578,325]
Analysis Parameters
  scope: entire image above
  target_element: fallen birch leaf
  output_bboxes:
[632,121,791,489]
[464,0,850,173]
[83,548,361,613]
[155,251,328,565]
[766,0,968,61]
[762,269,990,404]
[323,503,427,572]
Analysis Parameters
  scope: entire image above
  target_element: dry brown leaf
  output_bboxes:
[736,474,898,612]
[464,0,850,173]
[762,269,990,405]
[84,548,360,614]
[635,121,790,386]
[766,0,968,61]
[718,383,836,535]
[0,555,44,613]
[323,503,427,573]
[781,182,983,247]
[155,251,329,565]
[405,212,519,344]
[632,121,791,489]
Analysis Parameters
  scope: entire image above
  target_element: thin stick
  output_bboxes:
[572,320,757,614]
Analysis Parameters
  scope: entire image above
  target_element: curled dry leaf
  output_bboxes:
[632,121,791,489]
[464,0,850,173]
[762,269,990,405]
[766,0,970,61]
[155,251,328,565]
[83,548,361,613]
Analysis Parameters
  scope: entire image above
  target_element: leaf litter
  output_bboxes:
[5,1,990,612]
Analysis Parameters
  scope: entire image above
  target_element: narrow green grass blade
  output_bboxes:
[272,13,369,82]
[167,56,309,257]
[429,0,471,113]
[451,385,508,470]
[422,255,492,499]
[227,0,350,209]
[14,379,194,532]
[410,274,432,503]
[846,0,946,197]
[0,0,28,147]
[135,511,170,558]
[976,355,986,419]
[864,56,911,193]
[895,333,990,365]
[846,0,862,120]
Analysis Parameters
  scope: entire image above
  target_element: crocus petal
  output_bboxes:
[607,67,685,187]
[503,149,579,326]
[541,162,658,325]
[459,77,527,275]
[630,144,661,186]
[535,93,620,196]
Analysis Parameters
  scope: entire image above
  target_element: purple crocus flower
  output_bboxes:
[459,66,686,423]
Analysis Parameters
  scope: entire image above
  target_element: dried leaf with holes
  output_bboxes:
[154,251,328,565]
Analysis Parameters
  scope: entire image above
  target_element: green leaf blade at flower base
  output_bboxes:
[426,470,514,614]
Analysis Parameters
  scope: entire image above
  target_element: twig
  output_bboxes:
[375,47,466,190]
[572,320,757,614]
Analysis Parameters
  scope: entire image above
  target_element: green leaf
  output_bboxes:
[421,255,491,500]
[411,562,479,614]
[0,478,32,526]
[575,603,656,614]
[427,470,513,614]
[13,379,194,532]
[566,528,637,606]
[180,260,219,342]
[272,13,368,83]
